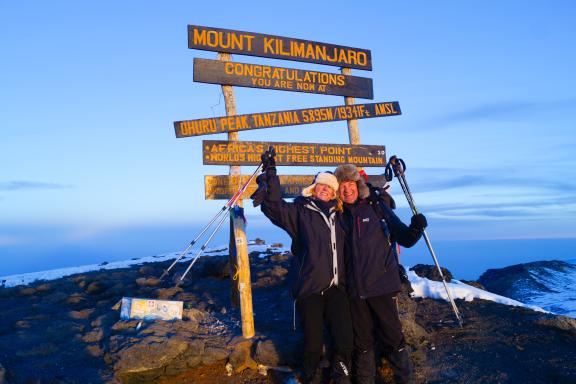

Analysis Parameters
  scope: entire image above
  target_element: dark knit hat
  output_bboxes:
[334,164,370,199]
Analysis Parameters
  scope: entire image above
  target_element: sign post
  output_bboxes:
[218,52,255,338]
[342,67,360,146]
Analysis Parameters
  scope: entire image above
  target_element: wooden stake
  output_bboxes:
[218,52,255,339]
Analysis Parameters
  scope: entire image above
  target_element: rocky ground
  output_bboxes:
[1,242,575,384]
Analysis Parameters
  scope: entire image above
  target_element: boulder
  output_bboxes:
[255,339,280,366]
[410,264,453,282]
[114,337,190,383]
[202,346,230,365]
[85,281,107,295]
[228,340,258,373]
[69,309,95,320]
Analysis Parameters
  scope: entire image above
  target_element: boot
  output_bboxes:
[386,345,413,384]
[353,348,375,384]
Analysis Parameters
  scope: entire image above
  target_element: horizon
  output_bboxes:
[1,1,575,275]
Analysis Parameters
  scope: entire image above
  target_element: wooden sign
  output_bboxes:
[203,140,385,167]
[205,175,387,200]
[175,102,401,138]
[194,58,373,99]
[188,25,372,70]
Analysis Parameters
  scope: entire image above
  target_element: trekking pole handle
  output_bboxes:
[385,156,406,181]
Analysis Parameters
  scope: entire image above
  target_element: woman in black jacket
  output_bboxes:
[251,155,352,384]
[335,164,426,384]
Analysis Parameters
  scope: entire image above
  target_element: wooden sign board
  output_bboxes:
[205,175,387,200]
[194,58,373,99]
[203,140,385,167]
[175,102,401,138]
[188,25,372,70]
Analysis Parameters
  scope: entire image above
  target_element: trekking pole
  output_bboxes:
[175,146,276,285]
[385,156,464,328]
[159,200,234,281]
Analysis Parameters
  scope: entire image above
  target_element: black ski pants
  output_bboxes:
[297,286,353,384]
[350,293,413,384]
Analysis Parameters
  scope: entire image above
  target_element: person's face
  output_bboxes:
[339,181,358,204]
[313,183,334,202]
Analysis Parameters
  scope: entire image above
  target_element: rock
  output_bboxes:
[111,320,140,332]
[18,287,36,297]
[69,309,95,320]
[82,328,104,343]
[86,343,104,357]
[65,293,86,306]
[461,280,486,290]
[202,346,230,365]
[269,266,288,278]
[114,337,190,383]
[410,264,453,282]
[228,340,258,373]
[91,313,117,328]
[35,283,52,293]
[85,281,107,295]
[255,339,280,366]
[270,243,283,248]
[184,338,206,368]
[535,314,576,336]
[135,278,160,287]
[183,307,205,322]
[155,286,182,300]
[138,266,156,275]
[252,238,266,245]
[270,252,290,262]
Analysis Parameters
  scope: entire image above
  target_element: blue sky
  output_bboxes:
[1,1,575,273]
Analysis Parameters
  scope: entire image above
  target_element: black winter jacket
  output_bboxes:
[261,175,347,300]
[342,199,422,299]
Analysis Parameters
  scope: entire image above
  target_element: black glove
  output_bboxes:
[250,174,268,207]
[261,147,277,175]
[410,213,427,230]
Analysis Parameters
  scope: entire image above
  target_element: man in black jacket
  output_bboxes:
[334,164,427,384]
[252,153,352,384]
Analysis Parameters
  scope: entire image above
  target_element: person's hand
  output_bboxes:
[261,147,276,176]
[410,213,427,230]
[250,174,268,207]
[366,184,381,203]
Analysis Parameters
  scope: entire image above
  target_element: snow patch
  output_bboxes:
[407,270,548,314]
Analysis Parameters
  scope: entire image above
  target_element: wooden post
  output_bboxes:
[218,52,255,339]
[341,67,361,145]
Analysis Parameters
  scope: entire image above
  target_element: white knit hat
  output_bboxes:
[301,172,339,198]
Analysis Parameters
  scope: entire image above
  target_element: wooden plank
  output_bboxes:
[205,175,387,200]
[188,25,372,70]
[194,58,373,99]
[203,140,385,167]
[175,102,401,138]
